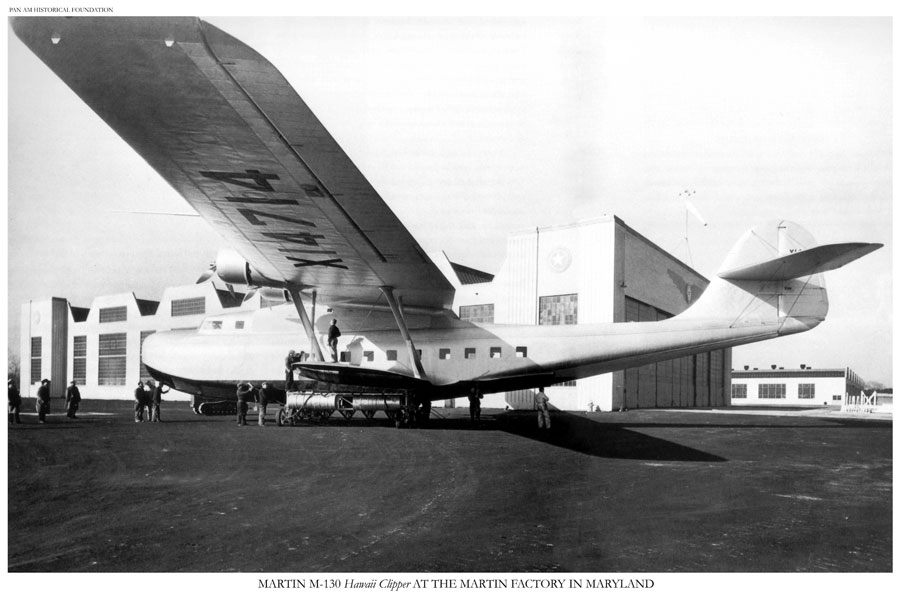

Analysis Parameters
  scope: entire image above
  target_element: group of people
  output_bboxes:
[133,380,168,422]
[8,377,83,424]
[9,344,553,430]
[235,381,277,426]
[467,385,551,429]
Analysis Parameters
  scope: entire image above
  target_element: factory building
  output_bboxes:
[436,215,730,412]
[20,215,730,411]
[19,285,261,401]
[730,366,866,407]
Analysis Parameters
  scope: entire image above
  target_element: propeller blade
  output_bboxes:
[196,268,215,284]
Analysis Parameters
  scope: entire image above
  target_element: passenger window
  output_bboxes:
[439,348,451,360]
[209,320,222,330]
[490,347,501,359]
[516,346,527,358]
[465,348,476,359]
[364,351,374,362]
[339,351,350,363]
[235,321,245,330]
[386,350,398,361]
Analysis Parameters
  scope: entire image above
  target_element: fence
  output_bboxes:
[842,392,893,414]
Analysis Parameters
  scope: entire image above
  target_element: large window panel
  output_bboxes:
[99,306,127,323]
[73,335,87,385]
[98,332,127,386]
[758,383,786,399]
[459,304,494,323]
[171,297,206,317]
[539,294,578,326]
[30,336,42,384]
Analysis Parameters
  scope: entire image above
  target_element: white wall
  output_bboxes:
[731,372,846,406]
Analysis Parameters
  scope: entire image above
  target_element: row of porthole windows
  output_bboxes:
[339,346,529,363]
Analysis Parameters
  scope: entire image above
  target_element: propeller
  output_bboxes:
[194,250,289,306]
[195,262,217,284]
[195,257,240,304]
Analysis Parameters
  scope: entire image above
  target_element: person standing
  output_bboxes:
[65,380,82,419]
[133,381,146,422]
[258,381,274,427]
[327,319,341,363]
[535,386,551,430]
[143,380,154,421]
[149,380,168,422]
[8,379,22,424]
[284,349,296,391]
[236,382,253,426]
[468,386,482,422]
[36,378,51,424]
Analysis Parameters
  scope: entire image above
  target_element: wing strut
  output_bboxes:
[288,288,325,362]
[379,286,427,380]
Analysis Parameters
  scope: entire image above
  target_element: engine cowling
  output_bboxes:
[258,287,291,302]
[214,248,261,286]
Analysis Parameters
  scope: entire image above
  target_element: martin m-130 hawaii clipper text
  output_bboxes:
[12,17,882,424]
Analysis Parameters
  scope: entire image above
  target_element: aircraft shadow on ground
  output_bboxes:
[490,411,727,461]
[265,411,725,461]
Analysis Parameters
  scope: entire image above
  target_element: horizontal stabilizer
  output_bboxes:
[718,242,882,281]
[297,363,429,390]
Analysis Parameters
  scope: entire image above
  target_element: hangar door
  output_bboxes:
[622,297,727,409]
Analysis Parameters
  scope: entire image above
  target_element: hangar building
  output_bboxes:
[730,366,865,407]
[19,215,730,412]
[436,215,730,411]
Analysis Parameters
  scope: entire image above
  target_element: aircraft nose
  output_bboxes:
[141,329,192,377]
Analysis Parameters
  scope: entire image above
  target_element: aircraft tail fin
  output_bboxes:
[676,221,881,332]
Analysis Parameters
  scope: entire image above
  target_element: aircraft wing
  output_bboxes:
[11,17,455,310]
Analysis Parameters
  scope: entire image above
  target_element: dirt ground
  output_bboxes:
[6,399,892,572]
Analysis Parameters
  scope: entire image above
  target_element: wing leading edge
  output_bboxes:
[11,17,455,310]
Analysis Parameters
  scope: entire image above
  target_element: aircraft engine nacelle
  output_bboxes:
[214,248,276,287]
[258,287,291,303]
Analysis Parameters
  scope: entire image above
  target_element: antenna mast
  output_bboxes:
[678,189,706,268]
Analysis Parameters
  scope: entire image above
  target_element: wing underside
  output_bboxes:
[11,17,455,310]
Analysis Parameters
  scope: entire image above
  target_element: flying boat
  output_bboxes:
[11,17,882,425]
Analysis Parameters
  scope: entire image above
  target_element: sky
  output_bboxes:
[5,14,893,385]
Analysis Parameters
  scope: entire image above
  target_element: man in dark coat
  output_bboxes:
[134,381,146,422]
[236,382,253,426]
[468,386,482,422]
[284,349,296,391]
[36,379,50,423]
[257,381,276,427]
[328,319,341,362]
[65,380,82,419]
[148,380,168,422]
[8,379,22,424]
